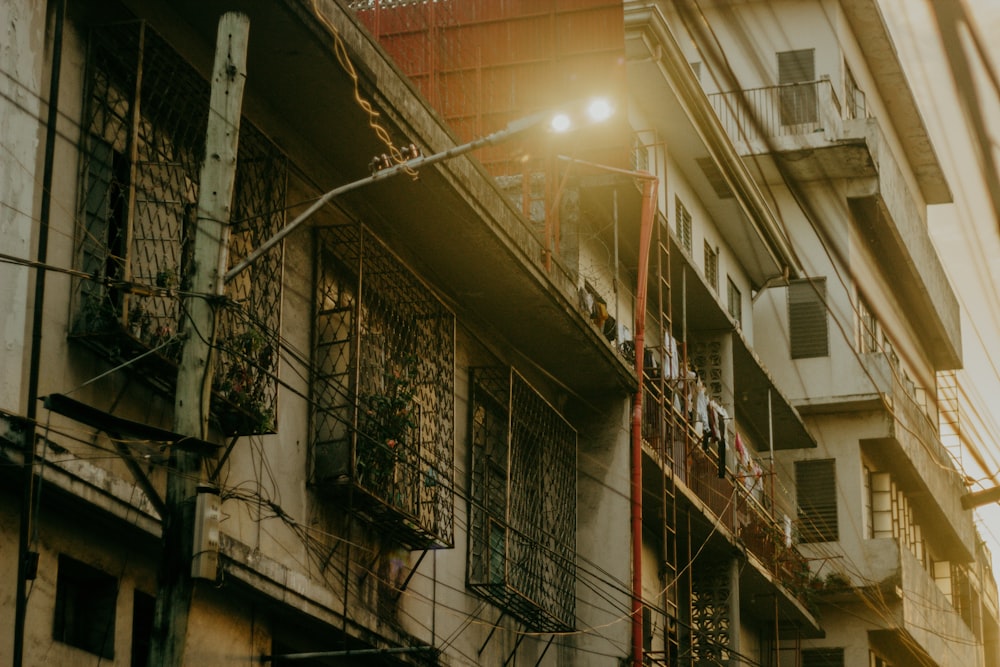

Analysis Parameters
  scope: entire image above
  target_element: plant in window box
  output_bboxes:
[216,328,275,433]
[76,294,120,335]
[356,356,419,510]
[128,303,152,342]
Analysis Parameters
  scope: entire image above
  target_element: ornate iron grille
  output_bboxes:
[468,367,577,632]
[690,563,731,664]
[311,223,455,549]
[71,21,286,435]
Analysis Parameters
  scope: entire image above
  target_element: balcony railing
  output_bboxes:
[642,378,812,610]
[707,79,849,152]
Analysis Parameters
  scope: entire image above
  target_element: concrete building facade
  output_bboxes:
[0,0,995,666]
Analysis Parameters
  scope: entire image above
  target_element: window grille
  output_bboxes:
[71,21,286,435]
[675,197,692,253]
[796,459,838,543]
[788,279,828,359]
[468,367,577,632]
[310,223,455,549]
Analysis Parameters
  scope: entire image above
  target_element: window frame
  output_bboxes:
[675,196,692,253]
[704,241,718,293]
[54,555,118,659]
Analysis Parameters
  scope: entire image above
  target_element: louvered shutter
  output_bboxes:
[778,49,818,125]
[789,279,829,358]
[796,459,838,542]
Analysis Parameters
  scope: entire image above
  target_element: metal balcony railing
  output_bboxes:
[707,79,850,151]
[641,376,812,611]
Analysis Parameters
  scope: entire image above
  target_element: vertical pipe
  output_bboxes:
[632,176,658,666]
[14,2,65,665]
[613,188,620,341]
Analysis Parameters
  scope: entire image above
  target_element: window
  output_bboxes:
[845,63,866,120]
[704,242,718,292]
[803,648,844,667]
[54,555,118,658]
[867,470,927,565]
[869,471,892,539]
[311,224,455,548]
[468,367,577,632]
[788,278,828,358]
[727,276,741,325]
[73,21,286,436]
[131,591,154,667]
[796,459,838,542]
[858,295,878,354]
[870,653,892,667]
[778,49,818,126]
[675,197,692,252]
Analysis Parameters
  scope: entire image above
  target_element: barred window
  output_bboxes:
[468,367,577,632]
[72,20,286,435]
[310,223,455,548]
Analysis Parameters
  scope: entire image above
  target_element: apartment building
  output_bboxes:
[659,0,1000,665]
[0,0,995,666]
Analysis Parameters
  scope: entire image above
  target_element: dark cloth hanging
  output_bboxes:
[717,437,726,478]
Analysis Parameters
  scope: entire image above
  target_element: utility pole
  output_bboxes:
[148,13,249,665]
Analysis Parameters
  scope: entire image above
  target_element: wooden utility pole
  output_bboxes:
[148,13,249,665]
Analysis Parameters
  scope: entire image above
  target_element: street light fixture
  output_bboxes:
[224,98,615,283]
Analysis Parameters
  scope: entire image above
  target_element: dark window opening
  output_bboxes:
[54,555,118,659]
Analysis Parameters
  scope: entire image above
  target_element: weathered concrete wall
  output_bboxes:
[0,0,44,413]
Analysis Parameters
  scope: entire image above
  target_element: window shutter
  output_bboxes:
[789,279,828,358]
[777,49,818,125]
[778,49,815,84]
[796,459,838,542]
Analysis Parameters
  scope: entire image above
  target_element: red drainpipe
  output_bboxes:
[631,175,658,666]
[554,157,658,665]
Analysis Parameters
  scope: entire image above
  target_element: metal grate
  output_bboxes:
[690,561,732,663]
[468,367,577,632]
[311,223,455,549]
[71,20,286,435]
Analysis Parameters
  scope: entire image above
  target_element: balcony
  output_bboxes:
[859,352,975,561]
[640,390,819,635]
[864,538,979,666]
[708,80,961,370]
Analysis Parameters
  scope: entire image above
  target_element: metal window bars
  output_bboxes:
[468,366,577,633]
[311,223,455,549]
[71,20,286,436]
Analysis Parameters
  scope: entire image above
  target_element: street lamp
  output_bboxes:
[224,97,615,283]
